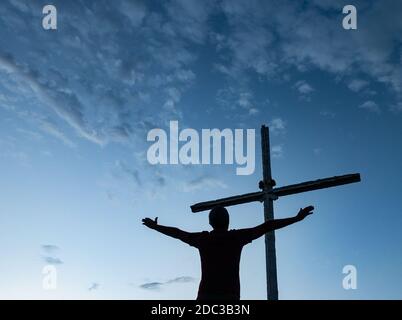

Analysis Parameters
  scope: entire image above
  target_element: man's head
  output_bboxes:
[209,206,229,231]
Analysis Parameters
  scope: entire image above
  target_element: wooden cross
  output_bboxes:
[190,125,361,300]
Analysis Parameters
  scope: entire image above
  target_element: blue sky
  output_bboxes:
[0,0,402,299]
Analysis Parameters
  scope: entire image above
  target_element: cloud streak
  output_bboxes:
[183,176,227,192]
[41,245,60,254]
[88,283,100,291]
[140,276,195,290]
[42,256,63,265]
[359,101,381,114]
[0,53,104,146]
[41,244,63,265]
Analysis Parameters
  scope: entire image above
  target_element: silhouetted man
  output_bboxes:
[142,205,314,300]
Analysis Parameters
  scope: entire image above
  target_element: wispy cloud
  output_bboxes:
[139,282,164,290]
[0,136,29,165]
[41,245,60,254]
[140,276,195,290]
[166,276,195,284]
[269,118,286,135]
[320,110,336,118]
[37,118,76,148]
[0,0,202,150]
[238,92,259,115]
[42,257,63,265]
[16,128,42,141]
[359,101,381,114]
[348,79,369,93]
[294,80,315,100]
[271,145,284,158]
[41,245,62,265]
[313,148,322,156]
[216,87,259,116]
[0,53,104,146]
[115,160,142,187]
[88,283,100,291]
[183,176,227,192]
[390,102,402,114]
[216,0,402,106]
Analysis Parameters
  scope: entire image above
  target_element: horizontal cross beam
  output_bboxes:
[272,173,361,197]
[190,173,361,213]
[191,191,265,213]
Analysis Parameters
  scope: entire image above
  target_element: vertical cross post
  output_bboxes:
[261,125,279,300]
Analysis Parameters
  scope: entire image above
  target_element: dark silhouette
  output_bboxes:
[142,205,314,300]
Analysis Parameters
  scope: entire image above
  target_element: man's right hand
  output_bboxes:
[296,206,314,221]
[142,217,158,229]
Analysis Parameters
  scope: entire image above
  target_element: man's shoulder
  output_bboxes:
[184,231,209,248]
[228,229,242,234]
[229,229,254,244]
[192,231,209,237]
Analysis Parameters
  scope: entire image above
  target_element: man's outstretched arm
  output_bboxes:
[240,206,314,241]
[142,217,192,242]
